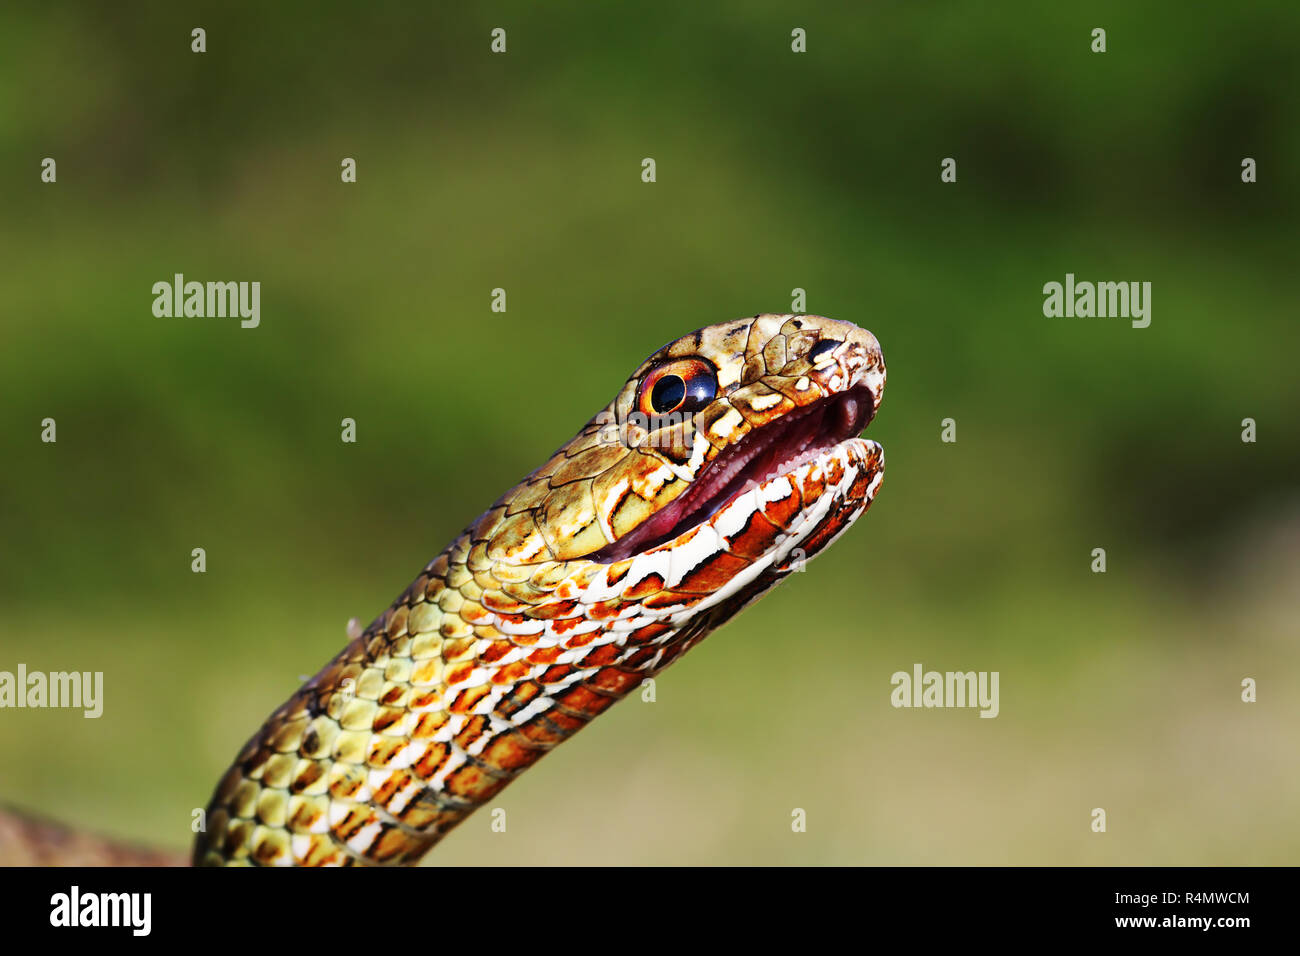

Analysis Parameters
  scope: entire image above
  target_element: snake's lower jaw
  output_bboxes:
[779,436,884,566]
[624,432,884,608]
[746,434,883,569]
[631,434,883,636]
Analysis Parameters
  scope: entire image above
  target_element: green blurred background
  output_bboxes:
[1,2,1297,864]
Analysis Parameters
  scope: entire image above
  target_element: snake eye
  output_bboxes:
[637,358,717,418]
[808,339,842,365]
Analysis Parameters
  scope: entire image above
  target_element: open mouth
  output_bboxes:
[590,385,877,563]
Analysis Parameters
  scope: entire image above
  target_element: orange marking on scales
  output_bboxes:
[493,680,542,718]
[725,508,784,558]
[624,571,667,600]
[369,767,411,805]
[367,736,407,769]
[578,643,626,668]
[445,662,475,685]
[373,826,425,864]
[538,663,575,685]
[515,719,569,748]
[529,599,580,620]
[449,684,492,714]
[411,742,451,779]
[479,639,515,664]
[675,551,752,594]
[641,589,698,610]
[288,799,324,832]
[549,616,586,635]
[762,486,803,529]
[453,714,491,750]
[801,464,828,503]
[492,659,532,684]
[373,706,406,733]
[554,684,620,718]
[444,763,510,804]
[479,734,548,773]
[586,667,645,696]
[584,598,626,620]
[460,602,492,625]
[526,645,563,666]
[409,711,449,739]
[622,646,661,670]
[480,589,526,614]
[627,621,673,644]
[562,628,601,649]
[408,689,443,711]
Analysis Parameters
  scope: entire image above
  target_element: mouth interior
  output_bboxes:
[589,385,876,563]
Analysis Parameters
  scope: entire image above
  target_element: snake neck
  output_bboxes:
[193,529,720,866]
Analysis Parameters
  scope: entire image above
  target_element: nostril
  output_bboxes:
[808,339,842,365]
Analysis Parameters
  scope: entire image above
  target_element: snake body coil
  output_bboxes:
[195,314,887,865]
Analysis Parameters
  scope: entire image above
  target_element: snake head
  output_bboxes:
[480,314,885,592]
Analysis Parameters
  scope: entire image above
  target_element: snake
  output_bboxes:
[4,313,887,866]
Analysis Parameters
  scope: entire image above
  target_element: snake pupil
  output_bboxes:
[651,374,686,413]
